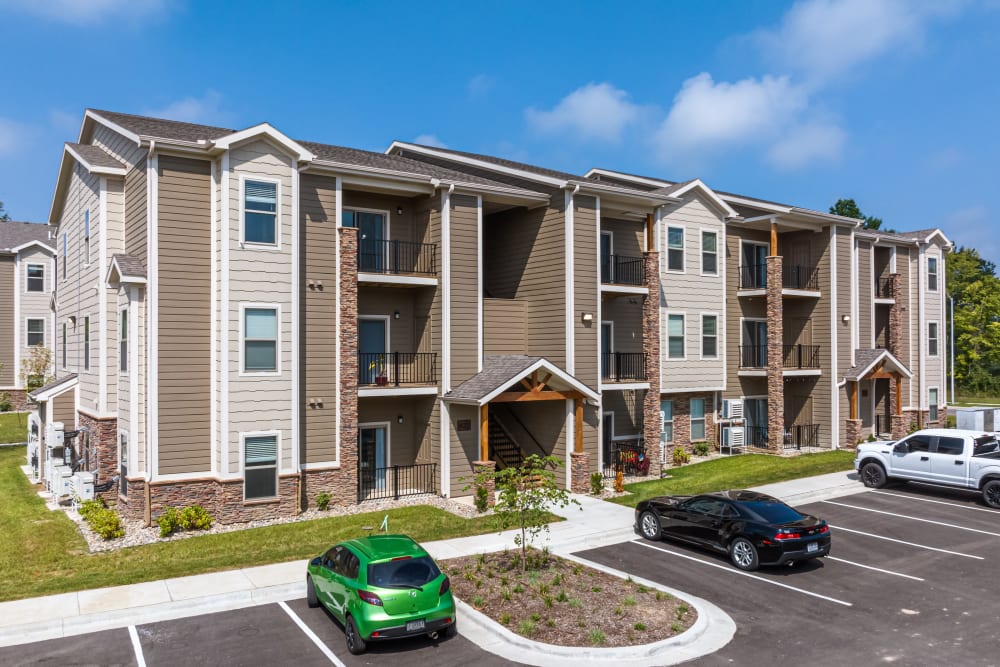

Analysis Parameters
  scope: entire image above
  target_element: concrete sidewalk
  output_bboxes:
[0,468,865,657]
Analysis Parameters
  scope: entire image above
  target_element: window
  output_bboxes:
[120,308,128,373]
[691,398,706,441]
[243,180,278,245]
[244,307,278,372]
[61,323,67,369]
[929,388,938,422]
[26,319,45,347]
[701,315,718,358]
[936,437,963,456]
[119,432,128,498]
[667,227,684,271]
[83,209,91,265]
[905,435,932,452]
[83,316,90,370]
[928,322,939,356]
[26,264,44,292]
[701,231,718,275]
[61,233,67,280]
[661,400,673,443]
[244,434,278,499]
[667,314,685,359]
[927,257,938,291]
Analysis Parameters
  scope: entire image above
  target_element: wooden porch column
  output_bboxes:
[849,381,858,420]
[770,220,779,256]
[645,213,655,252]
[480,404,489,461]
[574,399,584,454]
[895,376,902,416]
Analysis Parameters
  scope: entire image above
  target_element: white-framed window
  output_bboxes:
[928,388,939,422]
[83,209,91,266]
[701,314,718,359]
[661,400,673,443]
[927,257,938,291]
[120,307,129,373]
[83,316,90,370]
[26,318,45,347]
[61,322,67,369]
[928,321,939,357]
[26,264,45,292]
[667,313,685,359]
[243,432,279,500]
[241,305,280,373]
[701,230,718,275]
[119,431,129,498]
[691,398,706,441]
[61,232,67,280]
[242,178,279,246]
[667,226,684,272]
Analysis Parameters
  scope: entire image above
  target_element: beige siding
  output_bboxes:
[17,246,55,383]
[116,287,130,441]
[448,403,479,497]
[506,401,568,487]
[158,155,212,474]
[91,124,146,170]
[450,194,479,384]
[923,245,946,407]
[484,298,527,355]
[124,163,148,263]
[601,217,643,258]
[603,390,642,436]
[602,297,643,353]
[358,397,435,466]
[574,196,598,388]
[836,227,854,430]
[723,226,769,397]
[53,390,75,427]
[857,241,872,348]
[896,247,911,404]
[105,179,125,409]
[0,257,13,385]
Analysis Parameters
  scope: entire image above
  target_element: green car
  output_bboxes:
[306,534,457,655]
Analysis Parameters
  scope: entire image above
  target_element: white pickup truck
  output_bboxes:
[854,428,1000,508]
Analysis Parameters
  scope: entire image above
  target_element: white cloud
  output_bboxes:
[143,91,231,126]
[0,0,169,25]
[0,118,25,156]
[414,134,447,149]
[767,121,846,168]
[467,74,495,99]
[526,83,642,143]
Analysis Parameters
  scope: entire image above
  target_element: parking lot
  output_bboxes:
[578,483,1000,666]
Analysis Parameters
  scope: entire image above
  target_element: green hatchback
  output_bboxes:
[306,534,457,654]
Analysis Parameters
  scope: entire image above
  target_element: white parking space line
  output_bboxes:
[829,525,984,559]
[632,540,853,607]
[871,489,1000,514]
[127,625,147,667]
[278,601,346,667]
[822,500,1000,537]
[824,556,925,581]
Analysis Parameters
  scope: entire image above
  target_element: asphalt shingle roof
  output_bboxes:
[0,221,52,252]
[444,355,545,403]
[66,142,126,170]
[91,109,233,143]
[28,374,78,400]
[111,254,146,279]
[844,348,910,381]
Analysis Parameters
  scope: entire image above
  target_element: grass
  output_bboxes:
[952,392,1000,407]
[0,412,29,444]
[0,446,504,603]
[612,450,856,507]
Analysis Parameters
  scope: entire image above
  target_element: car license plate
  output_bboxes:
[406,619,425,632]
[807,541,819,553]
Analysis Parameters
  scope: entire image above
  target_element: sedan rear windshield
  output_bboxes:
[368,556,441,589]
[740,501,805,525]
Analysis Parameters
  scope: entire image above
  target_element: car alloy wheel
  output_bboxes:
[640,511,661,540]
[984,480,1000,509]
[730,537,759,571]
[861,462,887,489]
[346,616,367,655]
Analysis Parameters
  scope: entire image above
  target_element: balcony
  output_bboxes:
[358,352,437,387]
[876,276,895,300]
[358,240,437,276]
[783,423,820,449]
[739,263,767,290]
[601,254,645,286]
[738,263,819,294]
[739,345,768,369]
[601,353,647,382]
[782,344,820,369]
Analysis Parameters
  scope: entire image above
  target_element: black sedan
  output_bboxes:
[635,490,831,571]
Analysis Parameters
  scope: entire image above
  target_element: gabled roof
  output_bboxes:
[106,254,147,285]
[88,109,233,144]
[844,349,912,381]
[28,374,78,402]
[443,355,599,406]
[857,227,953,249]
[64,143,127,175]
[0,221,54,254]
[651,179,739,219]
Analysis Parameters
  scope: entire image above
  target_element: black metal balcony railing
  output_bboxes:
[601,254,645,286]
[358,462,437,502]
[746,426,769,449]
[876,276,895,299]
[783,424,820,450]
[358,239,437,276]
[739,345,768,368]
[740,263,767,289]
[782,344,820,369]
[783,265,819,291]
[358,352,437,386]
[602,439,648,478]
[601,353,648,382]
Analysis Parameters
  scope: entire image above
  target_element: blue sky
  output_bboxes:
[1,0,998,266]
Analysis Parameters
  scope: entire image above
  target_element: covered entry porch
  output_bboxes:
[843,349,912,446]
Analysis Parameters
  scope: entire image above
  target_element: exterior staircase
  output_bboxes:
[488,416,524,470]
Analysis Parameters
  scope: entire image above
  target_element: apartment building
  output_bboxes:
[0,221,56,410]
[31,108,948,524]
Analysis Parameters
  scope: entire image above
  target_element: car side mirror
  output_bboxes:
[310,557,322,567]
[893,442,908,454]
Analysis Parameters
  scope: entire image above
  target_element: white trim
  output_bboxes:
[661,386,725,394]
[585,168,670,189]
[85,110,141,145]
[291,163,300,474]
[601,320,614,354]
[238,303,283,377]
[343,206,391,237]
[98,178,108,412]
[334,176,342,465]
[927,320,940,357]
[358,421,393,468]
[783,369,822,377]
[357,273,437,287]
[300,461,343,471]
[782,289,821,298]
[599,382,650,392]
[358,386,439,398]
[918,244,926,410]
[845,349,913,380]
[665,224,685,273]
[358,316,391,366]
[128,286,139,474]
[9,240,57,255]
[24,316,46,348]
[699,312,720,361]
[926,254,939,292]
[868,244,875,348]
[928,386,940,422]
[238,174,282,250]
[565,189,575,374]
[149,152,160,479]
[441,187,452,391]
[388,141,566,187]
[477,194,483,373]
[440,402,450,497]
[699,228,719,277]
[117,305,129,375]
[473,358,599,405]
[240,430,282,500]
[220,151,231,476]
[668,180,740,219]
[23,261,47,294]
[29,374,78,402]
[63,143,127,177]
[13,254,20,384]
[829,225,839,449]
[850,229,857,367]
[599,284,648,296]
[595,196,602,397]
[664,311,686,361]
[565,401,573,490]
[105,255,148,285]
[75,405,118,420]
[210,159,218,476]
[212,123,315,162]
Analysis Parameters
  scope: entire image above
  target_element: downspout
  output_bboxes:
[144,139,155,527]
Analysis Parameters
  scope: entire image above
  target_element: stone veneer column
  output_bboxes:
[642,251,663,477]
[845,419,863,448]
[338,227,359,503]
[765,256,784,452]
[570,451,591,494]
[890,415,908,440]
[473,460,496,507]
[77,412,119,503]
[888,274,902,356]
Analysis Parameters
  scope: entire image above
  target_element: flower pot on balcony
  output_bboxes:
[375,376,388,386]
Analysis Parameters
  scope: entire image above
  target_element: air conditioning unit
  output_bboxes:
[722,399,744,420]
[722,426,745,448]
[73,472,95,501]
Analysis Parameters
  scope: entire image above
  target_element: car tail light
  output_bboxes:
[774,531,801,541]
[439,576,451,596]
[817,525,829,534]
[358,589,383,606]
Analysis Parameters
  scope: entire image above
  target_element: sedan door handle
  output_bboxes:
[920,456,929,461]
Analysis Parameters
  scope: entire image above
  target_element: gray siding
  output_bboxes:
[484,298,527,355]
[574,195,598,388]
[0,257,13,385]
[450,194,479,384]
[857,241,872,348]
[358,397,435,466]
[124,163,147,263]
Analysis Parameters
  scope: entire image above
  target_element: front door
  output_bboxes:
[359,318,387,384]
[745,398,767,447]
[357,211,386,273]
[359,425,388,491]
[601,322,613,379]
[743,321,767,367]
[742,243,768,288]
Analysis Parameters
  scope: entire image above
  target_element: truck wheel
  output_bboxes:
[983,480,1000,509]
[861,462,887,489]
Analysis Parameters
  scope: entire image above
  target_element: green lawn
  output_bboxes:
[0,412,29,444]
[953,392,1000,407]
[611,450,857,507]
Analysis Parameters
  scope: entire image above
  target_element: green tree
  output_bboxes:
[946,246,1000,394]
[0,200,9,221]
[829,198,891,231]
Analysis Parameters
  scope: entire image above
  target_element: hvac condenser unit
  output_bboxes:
[73,472,95,501]
[722,399,744,420]
[722,426,745,448]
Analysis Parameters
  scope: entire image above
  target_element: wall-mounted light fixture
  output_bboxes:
[397,415,404,424]
[582,313,594,322]
[842,314,850,323]
[393,310,400,320]
[396,206,404,216]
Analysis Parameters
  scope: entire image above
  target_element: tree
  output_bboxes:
[0,200,9,221]
[471,454,579,574]
[947,246,1000,395]
[829,198,892,232]
[20,345,54,393]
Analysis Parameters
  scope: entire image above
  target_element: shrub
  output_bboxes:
[634,622,647,631]
[78,498,104,521]
[158,507,180,537]
[866,433,877,442]
[0,392,12,413]
[474,484,489,513]
[589,471,604,495]
[517,619,536,636]
[587,629,606,645]
[88,508,124,540]
[315,492,332,511]
[179,505,213,531]
[692,442,710,456]
[672,447,691,466]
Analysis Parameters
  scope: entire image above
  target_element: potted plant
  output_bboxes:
[369,357,388,386]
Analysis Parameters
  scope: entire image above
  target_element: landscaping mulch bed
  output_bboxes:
[442,548,696,648]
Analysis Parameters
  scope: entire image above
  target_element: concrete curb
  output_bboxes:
[454,552,736,667]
